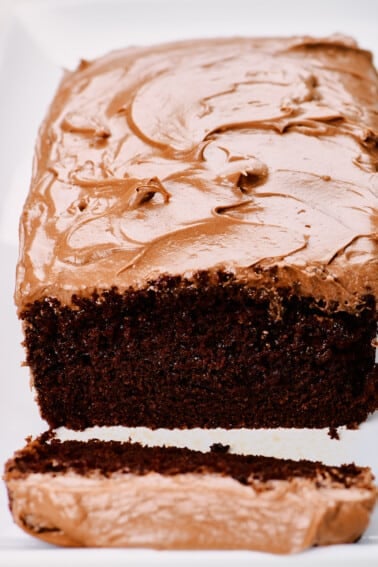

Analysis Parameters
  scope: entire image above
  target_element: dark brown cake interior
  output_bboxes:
[22,271,377,430]
[5,433,365,488]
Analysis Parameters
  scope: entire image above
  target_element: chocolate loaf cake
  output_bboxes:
[5,435,377,552]
[17,36,377,429]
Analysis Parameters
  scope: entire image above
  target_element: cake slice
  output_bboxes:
[16,36,377,430]
[4,434,377,552]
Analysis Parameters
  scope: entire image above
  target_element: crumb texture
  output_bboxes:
[4,435,370,487]
[22,276,377,430]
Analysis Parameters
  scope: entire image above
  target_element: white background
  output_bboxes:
[0,1,377,565]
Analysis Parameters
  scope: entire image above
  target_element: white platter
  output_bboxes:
[0,0,377,565]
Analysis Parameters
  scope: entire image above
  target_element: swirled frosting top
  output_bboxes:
[16,36,378,311]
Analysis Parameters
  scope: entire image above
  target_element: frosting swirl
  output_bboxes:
[16,36,378,310]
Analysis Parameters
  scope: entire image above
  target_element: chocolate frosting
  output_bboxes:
[16,36,378,311]
[6,470,377,551]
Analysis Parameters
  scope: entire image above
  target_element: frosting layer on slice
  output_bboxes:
[4,436,377,552]
[6,471,375,551]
